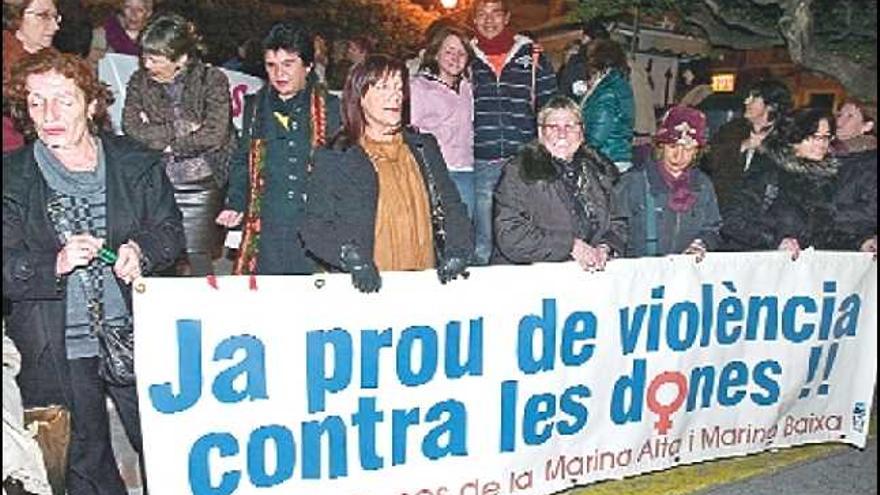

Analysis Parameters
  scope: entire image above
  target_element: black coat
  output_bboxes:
[303,129,474,270]
[493,141,624,264]
[2,134,185,407]
[721,147,843,251]
[834,147,877,249]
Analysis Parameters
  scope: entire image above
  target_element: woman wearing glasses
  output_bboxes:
[494,96,623,270]
[3,0,60,153]
[722,107,846,257]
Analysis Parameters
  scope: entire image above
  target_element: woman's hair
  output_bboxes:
[472,0,510,15]
[419,25,472,79]
[139,12,205,61]
[770,107,836,148]
[2,0,38,30]
[586,38,629,78]
[537,95,582,126]
[339,54,408,145]
[4,49,113,139]
[745,79,793,125]
[262,22,314,67]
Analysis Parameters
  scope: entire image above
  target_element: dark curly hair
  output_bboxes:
[767,107,835,149]
[745,79,793,125]
[4,49,113,140]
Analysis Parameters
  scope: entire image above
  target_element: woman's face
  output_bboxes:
[794,118,833,162]
[661,143,700,176]
[743,94,769,124]
[538,108,583,161]
[143,53,186,84]
[122,0,151,33]
[362,72,404,136]
[16,0,60,53]
[835,103,872,141]
[436,34,468,81]
[26,69,94,152]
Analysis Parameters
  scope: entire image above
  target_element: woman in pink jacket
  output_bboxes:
[410,26,476,219]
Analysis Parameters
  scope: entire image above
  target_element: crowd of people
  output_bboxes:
[2,0,877,493]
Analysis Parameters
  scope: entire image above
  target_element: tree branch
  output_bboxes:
[701,0,781,38]
[685,4,784,50]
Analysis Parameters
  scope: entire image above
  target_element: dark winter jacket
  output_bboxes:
[581,69,634,164]
[470,35,558,162]
[613,161,722,257]
[721,147,844,251]
[122,60,236,187]
[2,134,184,408]
[833,138,878,249]
[702,117,753,211]
[303,129,473,270]
[494,141,624,264]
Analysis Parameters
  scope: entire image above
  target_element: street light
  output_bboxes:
[440,0,458,9]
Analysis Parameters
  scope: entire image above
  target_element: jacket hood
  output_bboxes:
[518,141,619,183]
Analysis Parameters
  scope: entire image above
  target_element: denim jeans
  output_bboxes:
[473,159,505,265]
[448,170,475,221]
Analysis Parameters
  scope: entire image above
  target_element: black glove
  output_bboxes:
[437,256,469,284]
[340,244,381,293]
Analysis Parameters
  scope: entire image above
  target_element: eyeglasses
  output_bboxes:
[807,133,834,144]
[541,123,582,135]
[24,9,62,24]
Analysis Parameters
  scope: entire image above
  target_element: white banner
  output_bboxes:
[98,53,264,135]
[134,251,877,495]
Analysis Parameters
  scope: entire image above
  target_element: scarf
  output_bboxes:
[475,28,516,56]
[104,14,140,56]
[656,162,697,213]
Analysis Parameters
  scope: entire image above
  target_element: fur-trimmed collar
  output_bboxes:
[838,135,877,155]
[765,146,840,178]
[518,141,618,183]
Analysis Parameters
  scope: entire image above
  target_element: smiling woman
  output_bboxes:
[303,54,474,294]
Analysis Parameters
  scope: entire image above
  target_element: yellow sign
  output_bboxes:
[712,73,736,92]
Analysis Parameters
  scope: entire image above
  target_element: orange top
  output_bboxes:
[361,134,435,272]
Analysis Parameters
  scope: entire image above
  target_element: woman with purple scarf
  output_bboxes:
[611,106,722,259]
[88,0,152,63]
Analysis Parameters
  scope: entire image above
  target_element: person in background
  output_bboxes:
[216,23,340,275]
[469,0,557,265]
[410,25,476,219]
[721,107,862,256]
[494,96,623,269]
[51,0,90,57]
[3,50,184,495]
[676,58,713,108]
[346,36,371,66]
[613,106,721,258]
[221,37,264,79]
[580,38,635,173]
[557,18,608,100]
[704,78,792,211]
[3,0,60,153]
[832,99,877,254]
[123,13,235,276]
[303,55,473,293]
[88,0,152,63]
[312,32,329,85]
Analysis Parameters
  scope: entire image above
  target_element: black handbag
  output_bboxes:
[96,318,136,387]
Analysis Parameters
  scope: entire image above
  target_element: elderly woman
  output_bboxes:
[723,107,861,257]
[123,13,235,276]
[410,25,475,219]
[3,50,183,494]
[613,106,721,258]
[303,54,473,293]
[88,0,152,62]
[494,96,623,270]
[3,0,60,153]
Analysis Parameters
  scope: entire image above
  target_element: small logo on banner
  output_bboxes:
[852,402,866,433]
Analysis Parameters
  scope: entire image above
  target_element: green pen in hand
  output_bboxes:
[97,247,118,264]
